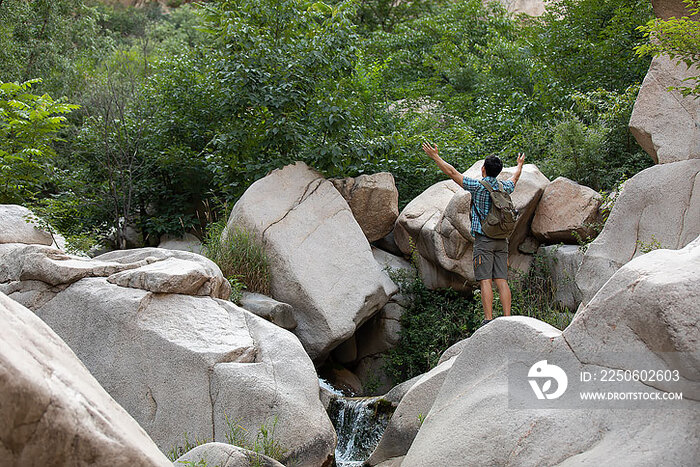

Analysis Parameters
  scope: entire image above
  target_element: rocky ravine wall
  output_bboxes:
[577,0,700,305]
[0,292,172,467]
[368,236,700,466]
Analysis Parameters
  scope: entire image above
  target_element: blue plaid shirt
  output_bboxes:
[462,176,515,236]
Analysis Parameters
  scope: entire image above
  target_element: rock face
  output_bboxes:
[565,236,700,399]
[394,163,548,289]
[158,232,203,255]
[652,0,700,19]
[175,443,285,467]
[102,248,231,298]
[0,204,54,246]
[537,244,583,311]
[0,292,171,467]
[239,291,297,330]
[400,239,700,466]
[0,243,336,467]
[495,0,546,16]
[225,162,396,361]
[368,357,456,466]
[402,239,700,466]
[351,301,405,395]
[331,172,400,242]
[355,302,403,362]
[576,160,700,304]
[531,177,602,244]
[629,55,700,164]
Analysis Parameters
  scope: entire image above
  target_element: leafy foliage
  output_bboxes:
[499,261,574,330]
[0,79,78,203]
[203,220,271,300]
[385,266,482,383]
[224,415,289,464]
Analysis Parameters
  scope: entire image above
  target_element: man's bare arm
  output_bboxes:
[509,153,526,186]
[422,142,464,187]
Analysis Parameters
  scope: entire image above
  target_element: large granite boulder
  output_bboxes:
[0,204,60,247]
[496,0,546,16]
[400,239,699,466]
[565,236,700,398]
[576,160,700,304]
[394,163,548,289]
[0,292,171,467]
[629,55,700,164]
[225,162,396,361]
[0,244,336,467]
[331,172,400,242]
[537,244,583,311]
[531,177,602,244]
[158,232,203,255]
[368,357,456,466]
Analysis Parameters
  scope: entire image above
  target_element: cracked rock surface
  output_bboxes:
[331,172,399,242]
[225,161,397,362]
[0,292,171,466]
[576,160,700,304]
[395,237,700,466]
[0,242,335,467]
[531,176,602,244]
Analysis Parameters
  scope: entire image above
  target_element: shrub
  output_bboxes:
[224,415,289,465]
[203,221,271,300]
[0,79,78,203]
[167,416,289,466]
[500,257,575,330]
[167,432,209,461]
[384,266,482,383]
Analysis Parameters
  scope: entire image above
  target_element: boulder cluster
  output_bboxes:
[0,2,697,466]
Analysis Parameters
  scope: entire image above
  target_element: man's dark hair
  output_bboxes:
[483,155,503,177]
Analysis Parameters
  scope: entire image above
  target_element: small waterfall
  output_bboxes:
[328,396,393,467]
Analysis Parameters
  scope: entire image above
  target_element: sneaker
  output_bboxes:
[480,319,493,327]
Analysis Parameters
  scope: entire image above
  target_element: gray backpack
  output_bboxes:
[478,180,518,239]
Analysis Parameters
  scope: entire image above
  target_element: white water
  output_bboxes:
[329,396,392,467]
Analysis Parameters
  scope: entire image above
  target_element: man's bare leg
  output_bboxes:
[494,278,511,316]
[479,279,494,320]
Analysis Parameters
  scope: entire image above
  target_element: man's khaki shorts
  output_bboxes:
[473,233,508,281]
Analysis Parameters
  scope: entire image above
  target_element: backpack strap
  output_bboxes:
[478,179,502,192]
[476,180,499,221]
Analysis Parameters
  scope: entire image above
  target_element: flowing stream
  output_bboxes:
[321,379,393,467]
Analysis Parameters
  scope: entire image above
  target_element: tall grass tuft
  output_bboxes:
[166,433,210,461]
[224,415,290,465]
[203,221,271,301]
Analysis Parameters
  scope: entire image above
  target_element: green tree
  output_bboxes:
[0,0,110,97]
[197,0,368,176]
[0,79,78,203]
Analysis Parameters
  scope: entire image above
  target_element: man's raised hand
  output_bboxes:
[517,152,525,166]
[422,141,439,160]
